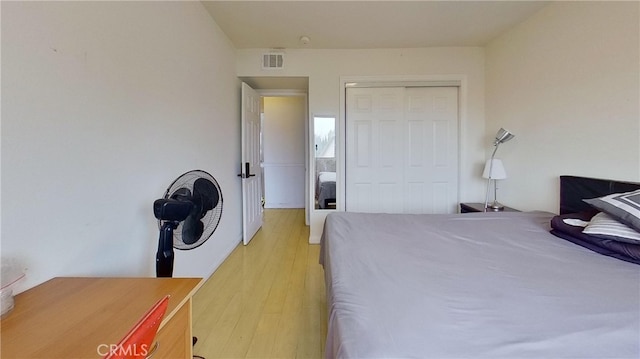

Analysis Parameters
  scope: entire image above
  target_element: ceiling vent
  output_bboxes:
[262,53,284,69]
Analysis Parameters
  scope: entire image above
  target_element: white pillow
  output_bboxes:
[583,212,640,244]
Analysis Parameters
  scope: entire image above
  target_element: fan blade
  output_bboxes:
[179,180,213,245]
[182,214,204,245]
[193,178,219,215]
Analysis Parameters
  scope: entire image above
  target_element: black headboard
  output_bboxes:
[559,175,640,214]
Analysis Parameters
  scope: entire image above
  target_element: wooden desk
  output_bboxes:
[1,277,202,358]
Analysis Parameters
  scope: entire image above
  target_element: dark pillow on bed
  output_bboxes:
[583,189,640,232]
[550,213,640,264]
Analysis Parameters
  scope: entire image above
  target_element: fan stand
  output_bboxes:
[157,221,205,359]
[157,221,207,359]
[156,221,177,278]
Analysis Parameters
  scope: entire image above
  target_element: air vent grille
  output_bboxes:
[262,53,284,69]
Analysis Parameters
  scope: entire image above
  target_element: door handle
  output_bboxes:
[238,162,256,178]
[237,162,246,178]
[245,162,256,177]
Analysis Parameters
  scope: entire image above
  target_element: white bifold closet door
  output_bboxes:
[346,86,458,214]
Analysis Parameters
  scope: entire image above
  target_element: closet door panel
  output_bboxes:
[346,86,457,214]
[403,87,458,214]
[346,87,404,212]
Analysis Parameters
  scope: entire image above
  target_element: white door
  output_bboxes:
[346,86,458,214]
[346,87,405,213]
[403,87,458,213]
[240,82,263,245]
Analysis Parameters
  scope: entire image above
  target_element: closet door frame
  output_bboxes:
[338,75,467,212]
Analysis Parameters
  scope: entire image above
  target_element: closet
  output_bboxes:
[345,85,459,213]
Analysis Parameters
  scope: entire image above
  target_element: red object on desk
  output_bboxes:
[104,295,170,359]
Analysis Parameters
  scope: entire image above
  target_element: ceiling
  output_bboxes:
[202,1,549,49]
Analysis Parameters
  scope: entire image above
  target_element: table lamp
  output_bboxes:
[483,128,515,211]
[483,158,507,210]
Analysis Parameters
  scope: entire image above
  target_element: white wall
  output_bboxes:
[1,1,242,291]
[486,1,640,213]
[237,47,486,242]
[262,96,306,208]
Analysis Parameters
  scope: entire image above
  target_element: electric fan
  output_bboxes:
[153,170,223,277]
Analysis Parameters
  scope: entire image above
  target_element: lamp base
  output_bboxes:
[485,201,505,211]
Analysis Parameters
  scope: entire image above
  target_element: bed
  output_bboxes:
[320,175,640,358]
[316,171,336,209]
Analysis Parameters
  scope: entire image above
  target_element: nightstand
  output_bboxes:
[460,202,520,213]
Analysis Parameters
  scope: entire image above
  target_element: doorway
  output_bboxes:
[239,77,309,225]
[261,95,307,209]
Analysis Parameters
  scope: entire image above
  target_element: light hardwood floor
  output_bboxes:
[192,209,327,358]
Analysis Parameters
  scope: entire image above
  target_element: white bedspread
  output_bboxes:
[320,211,640,358]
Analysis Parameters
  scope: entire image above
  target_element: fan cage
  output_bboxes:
[159,170,223,250]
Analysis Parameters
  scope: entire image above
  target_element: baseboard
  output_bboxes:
[309,233,321,244]
[265,203,304,209]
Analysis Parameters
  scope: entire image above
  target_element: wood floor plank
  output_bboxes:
[245,313,280,358]
[193,209,325,359]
